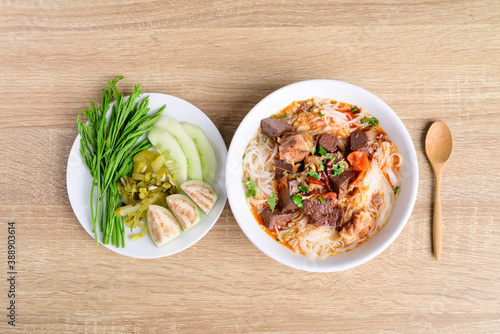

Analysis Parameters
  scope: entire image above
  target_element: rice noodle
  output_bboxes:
[242,132,277,210]
[242,98,403,259]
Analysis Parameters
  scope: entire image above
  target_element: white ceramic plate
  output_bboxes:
[67,93,227,258]
[226,79,418,272]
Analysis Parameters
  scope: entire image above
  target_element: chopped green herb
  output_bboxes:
[299,185,309,193]
[320,163,325,171]
[246,187,256,198]
[267,191,277,211]
[318,146,328,156]
[318,110,324,117]
[243,153,246,159]
[351,105,359,112]
[292,194,303,209]
[276,238,280,242]
[319,196,324,203]
[394,186,400,195]
[311,146,317,154]
[361,117,379,127]
[270,115,276,118]
[331,162,345,176]
[309,105,315,112]
[245,178,257,198]
[280,115,287,119]
[306,171,320,180]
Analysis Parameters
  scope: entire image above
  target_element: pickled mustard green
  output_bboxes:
[115,150,179,240]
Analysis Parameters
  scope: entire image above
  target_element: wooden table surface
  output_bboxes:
[1,1,499,333]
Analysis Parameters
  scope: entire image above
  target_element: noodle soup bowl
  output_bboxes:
[226,79,418,272]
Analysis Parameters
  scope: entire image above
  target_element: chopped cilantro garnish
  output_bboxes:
[318,110,324,117]
[311,146,317,154]
[267,191,277,211]
[394,186,400,195]
[318,146,328,156]
[292,194,303,209]
[245,178,257,198]
[361,117,379,127]
[243,153,246,159]
[351,105,359,112]
[276,238,280,242]
[319,163,325,171]
[280,115,287,119]
[331,162,345,176]
[246,188,255,198]
[306,171,320,180]
[319,196,324,203]
[270,115,276,118]
[299,185,309,193]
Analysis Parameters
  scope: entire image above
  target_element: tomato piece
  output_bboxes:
[351,170,366,187]
[347,151,369,171]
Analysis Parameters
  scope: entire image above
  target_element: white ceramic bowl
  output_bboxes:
[226,79,418,272]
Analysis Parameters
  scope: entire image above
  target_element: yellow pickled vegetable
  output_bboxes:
[115,149,180,241]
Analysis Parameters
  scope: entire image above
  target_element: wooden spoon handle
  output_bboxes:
[433,171,443,261]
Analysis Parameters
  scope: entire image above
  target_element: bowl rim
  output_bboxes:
[226,79,419,272]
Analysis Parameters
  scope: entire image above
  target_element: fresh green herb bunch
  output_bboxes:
[77,76,165,247]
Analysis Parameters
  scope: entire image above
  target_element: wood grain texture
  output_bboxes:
[0,0,499,333]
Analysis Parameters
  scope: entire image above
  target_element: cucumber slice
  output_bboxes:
[154,116,203,181]
[147,205,182,247]
[147,127,188,185]
[181,122,218,183]
[166,194,201,231]
[181,180,218,214]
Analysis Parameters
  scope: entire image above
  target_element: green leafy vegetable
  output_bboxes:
[292,194,303,209]
[306,171,320,180]
[77,76,165,247]
[361,117,379,127]
[318,146,328,156]
[394,186,400,195]
[311,146,317,154]
[280,115,287,119]
[267,191,277,211]
[270,115,276,118]
[245,178,257,198]
[351,105,359,112]
[318,110,324,117]
[331,162,345,176]
[320,164,325,171]
[319,196,325,203]
[299,185,309,193]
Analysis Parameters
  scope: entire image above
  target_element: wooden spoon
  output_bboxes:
[425,121,453,261]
